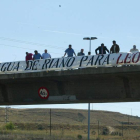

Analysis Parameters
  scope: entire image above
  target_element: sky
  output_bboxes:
[0,0,140,116]
[6,102,139,117]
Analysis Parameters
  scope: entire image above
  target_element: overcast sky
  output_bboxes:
[0,0,140,116]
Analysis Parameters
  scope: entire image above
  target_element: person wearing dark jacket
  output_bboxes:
[95,43,109,55]
[110,40,120,53]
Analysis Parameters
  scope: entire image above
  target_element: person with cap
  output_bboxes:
[110,40,120,53]
[42,49,51,59]
[95,43,109,55]
[130,45,139,53]
[33,50,42,60]
[77,49,85,56]
[64,44,76,57]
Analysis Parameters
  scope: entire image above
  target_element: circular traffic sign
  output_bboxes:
[38,87,49,99]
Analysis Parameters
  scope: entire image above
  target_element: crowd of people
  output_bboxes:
[26,49,51,62]
[25,40,139,62]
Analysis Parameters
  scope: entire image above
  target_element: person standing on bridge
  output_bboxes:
[77,49,85,56]
[64,44,76,57]
[130,45,139,53]
[42,49,51,59]
[110,40,120,53]
[95,43,109,55]
[33,50,42,60]
[25,52,33,61]
[88,52,91,55]
[25,52,33,68]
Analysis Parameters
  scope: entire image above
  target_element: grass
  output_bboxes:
[0,108,140,139]
[0,126,139,140]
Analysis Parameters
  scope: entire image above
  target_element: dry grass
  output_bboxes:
[0,108,140,139]
[0,129,140,140]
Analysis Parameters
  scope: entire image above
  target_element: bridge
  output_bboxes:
[0,65,140,105]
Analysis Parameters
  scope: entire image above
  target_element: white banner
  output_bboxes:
[0,52,140,74]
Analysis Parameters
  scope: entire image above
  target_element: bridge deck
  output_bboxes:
[0,66,140,105]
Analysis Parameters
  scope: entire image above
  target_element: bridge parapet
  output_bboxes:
[0,52,140,74]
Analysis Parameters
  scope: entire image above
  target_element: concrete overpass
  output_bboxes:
[0,66,140,105]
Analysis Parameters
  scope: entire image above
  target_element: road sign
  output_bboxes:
[38,87,49,99]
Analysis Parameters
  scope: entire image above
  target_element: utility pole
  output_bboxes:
[128,115,129,131]
[98,120,99,137]
[88,103,90,140]
[50,109,52,137]
[5,107,9,123]
[83,37,97,140]
[122,122,123,137]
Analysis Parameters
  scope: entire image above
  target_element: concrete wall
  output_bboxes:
[0,66,140,105]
